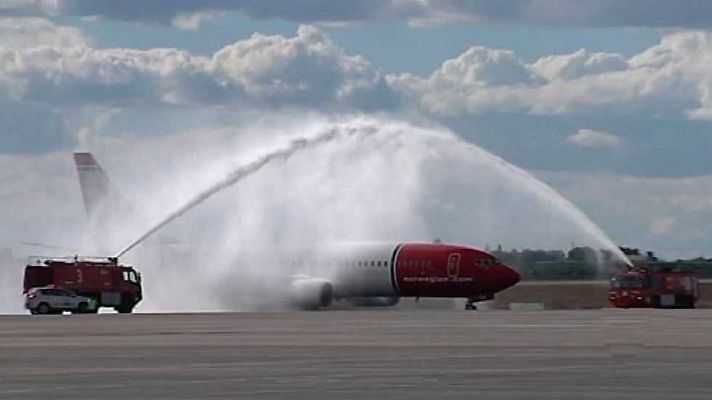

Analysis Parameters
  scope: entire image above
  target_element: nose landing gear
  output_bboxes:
[465,294,494,310]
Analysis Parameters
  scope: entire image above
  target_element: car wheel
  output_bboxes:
[76,302,88,314]
[36,303,50,315]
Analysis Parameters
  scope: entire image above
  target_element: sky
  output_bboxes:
[1,0,711,260]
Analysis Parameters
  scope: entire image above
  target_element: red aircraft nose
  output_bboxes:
[495,264,520,292]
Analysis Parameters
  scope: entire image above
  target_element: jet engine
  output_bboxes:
[290,277,334,310]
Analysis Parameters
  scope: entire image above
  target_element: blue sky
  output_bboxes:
[0,1,711,258]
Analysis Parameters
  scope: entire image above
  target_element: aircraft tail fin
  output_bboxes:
[73,152,180,253]
[73,152,113,218]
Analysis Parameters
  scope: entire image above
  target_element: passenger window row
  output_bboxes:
[289,260,390,268]
[397,260,432,268]
[355,260,389,267]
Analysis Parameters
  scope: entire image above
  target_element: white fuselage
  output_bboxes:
[287,242,399,298]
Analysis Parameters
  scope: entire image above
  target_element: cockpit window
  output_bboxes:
[474,257,499,267]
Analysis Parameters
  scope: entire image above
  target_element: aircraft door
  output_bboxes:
[447,253,461,280]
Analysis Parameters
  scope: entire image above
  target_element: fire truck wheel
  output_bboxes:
[36,303,50,315]
[681,296,695,309]
[115,306,133,314]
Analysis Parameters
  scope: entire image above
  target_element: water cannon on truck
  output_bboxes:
[609,248,699,309]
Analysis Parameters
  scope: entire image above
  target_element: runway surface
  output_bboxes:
[1,310,711,399]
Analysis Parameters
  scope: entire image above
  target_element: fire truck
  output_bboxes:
[23,256,142,313]
[609,267,699,309]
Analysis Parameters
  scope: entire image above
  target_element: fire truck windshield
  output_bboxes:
[122,271,139,283]
[611,276,648,289]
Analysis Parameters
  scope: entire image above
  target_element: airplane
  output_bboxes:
[73,152,520,310]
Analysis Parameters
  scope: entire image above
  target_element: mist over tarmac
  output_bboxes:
[1,114,626,313]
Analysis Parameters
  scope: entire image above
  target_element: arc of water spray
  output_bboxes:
[114,127,365,258]
[114,120,630,268]
[443,135,632,266]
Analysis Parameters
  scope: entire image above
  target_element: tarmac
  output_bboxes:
[1,309,712,399]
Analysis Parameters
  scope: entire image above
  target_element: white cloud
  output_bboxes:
[531,49,628,80]
[210,25,391,107]
[566,129,622,149]
[389,31,712,118]
[6,20,712,128]
[0,45,212,105]
[435,47,532,86]
[4,21,712,160]
[171,10,224,30]
[0,17,86,48]
[0,17,86,153]
[0,24,391,109]
[388,46,535,115]
[0,23,400,154]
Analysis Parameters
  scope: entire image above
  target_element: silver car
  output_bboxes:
[25,287,96,315]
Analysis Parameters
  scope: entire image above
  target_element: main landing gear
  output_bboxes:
[465,299,478,310]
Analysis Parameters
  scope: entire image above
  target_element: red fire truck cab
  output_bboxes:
[23,256,142,313]
[609,268,698,309]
